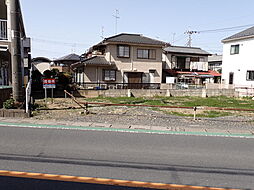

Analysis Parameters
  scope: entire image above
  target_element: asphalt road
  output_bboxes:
[0,126,253,189]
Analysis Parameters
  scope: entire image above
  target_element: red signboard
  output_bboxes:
[43,78,56,88]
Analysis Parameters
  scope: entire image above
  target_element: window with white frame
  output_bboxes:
[247,71,254,81]
[117,45,130,58]
[137,49,156,59]
[230,44,239,55]
[103,70,116,81]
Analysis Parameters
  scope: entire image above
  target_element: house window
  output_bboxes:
[149,49,156,59]
[117,45,130,58]
[247,71,254,81]
[230,44,239,55]
[137,49,156,59]
[103,70,116,81]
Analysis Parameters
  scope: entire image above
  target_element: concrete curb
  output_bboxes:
[0,170,240,190]
[0,121,253,138]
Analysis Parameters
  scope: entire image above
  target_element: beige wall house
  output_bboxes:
[71,33,168,89]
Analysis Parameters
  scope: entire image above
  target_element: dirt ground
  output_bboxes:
[32,98,254,131]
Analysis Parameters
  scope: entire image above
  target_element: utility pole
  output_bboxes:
[113,9,120,34]
[10,0,23,103]
[185,30,199,47]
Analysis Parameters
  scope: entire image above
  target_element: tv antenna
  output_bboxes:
[100,26,104,39]
[113,9,120,34]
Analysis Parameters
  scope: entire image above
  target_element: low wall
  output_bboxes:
[0,109,29,118]
[76,89,238,98]
[0,87,12,108]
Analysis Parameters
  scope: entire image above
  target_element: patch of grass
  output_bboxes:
[167,110,232,118]
[84,96,254,110]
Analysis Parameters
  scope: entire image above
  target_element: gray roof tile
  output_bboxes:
[103,33,168,46]
[222,26,254,42]
[71,56,112,68]
[54,53,80,62]
[208,54,222,62]
[164,46,210,55]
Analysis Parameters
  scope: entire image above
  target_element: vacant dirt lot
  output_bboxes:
[32,98,254,131]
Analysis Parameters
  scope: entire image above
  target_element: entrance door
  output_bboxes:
[229,72,234,85]
[128,72,142,89]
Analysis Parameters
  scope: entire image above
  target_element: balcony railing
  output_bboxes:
[0,19,7,40]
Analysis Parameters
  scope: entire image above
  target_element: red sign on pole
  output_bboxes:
[43,78,56,88]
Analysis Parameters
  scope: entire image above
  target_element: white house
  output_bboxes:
[222,26,254,86]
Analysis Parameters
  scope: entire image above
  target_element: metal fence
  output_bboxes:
[0,19,7,40]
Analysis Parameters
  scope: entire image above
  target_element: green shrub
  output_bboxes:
[3,98,15,109]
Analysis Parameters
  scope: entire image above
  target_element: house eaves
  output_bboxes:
[222,26,254,43]
[71,56,112,69]
[164,46,211,56]
[104,33,169,46]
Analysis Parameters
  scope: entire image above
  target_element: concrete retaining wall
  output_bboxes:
[0,109,29,118]
[76,89,238,98]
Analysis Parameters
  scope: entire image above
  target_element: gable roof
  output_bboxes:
[31,57,52,63]
[71,56,112,69]
[222,26,254,42]
[208,54,222,62]
[102,33,169,46]
[164,46,210,55]
[54,53,80,62]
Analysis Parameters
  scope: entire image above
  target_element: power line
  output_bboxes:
[198,24,254,33]
[31,38,89,47]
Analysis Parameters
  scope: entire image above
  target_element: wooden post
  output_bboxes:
[193,107,197,120]
[64,90,88,114]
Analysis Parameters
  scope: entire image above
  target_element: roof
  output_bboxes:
[102,33,169,46]
[164,46,210,55]
[71,56,112,68]
[31,57,52,63]
[222,26,254,42]
[208,54,222,62]
[54,53,80,62]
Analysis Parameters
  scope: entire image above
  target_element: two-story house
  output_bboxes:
[222,26,254,86]
[162,46,220,85]
[0,0,31,88]
[71,33,168,89]
[52,53,80,73]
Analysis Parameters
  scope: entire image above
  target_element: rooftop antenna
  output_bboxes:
[113,9,120,34]
[100,26,104,39]
[185,30,199,47]
[172,33,176,46]
[71,43,76,53]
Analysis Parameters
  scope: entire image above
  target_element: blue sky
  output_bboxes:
[21,0,254,59]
